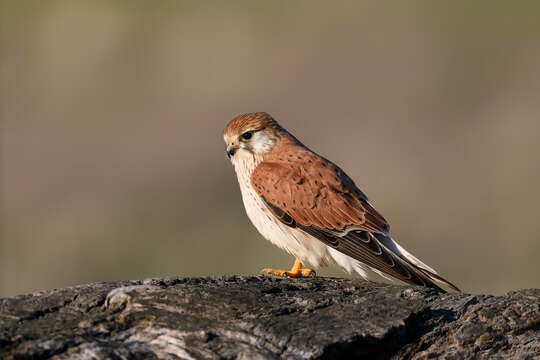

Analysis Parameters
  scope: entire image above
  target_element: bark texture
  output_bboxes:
[1,276,539,359]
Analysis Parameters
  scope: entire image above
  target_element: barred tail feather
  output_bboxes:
[374,234,460,292]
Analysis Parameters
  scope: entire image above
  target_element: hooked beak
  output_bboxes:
[226,144,238,158]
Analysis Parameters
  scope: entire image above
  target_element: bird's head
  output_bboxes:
[223,112,281,160]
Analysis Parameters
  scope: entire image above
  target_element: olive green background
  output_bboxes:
[2,1,540,297]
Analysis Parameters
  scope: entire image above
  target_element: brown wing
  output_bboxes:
[251,152,454,291]
[251,152,389,234]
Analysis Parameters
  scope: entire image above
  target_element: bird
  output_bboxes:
[223,112,459,292]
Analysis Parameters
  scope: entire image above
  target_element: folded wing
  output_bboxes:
[251,153,459,292]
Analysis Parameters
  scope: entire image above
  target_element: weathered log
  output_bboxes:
[1,276,538,359]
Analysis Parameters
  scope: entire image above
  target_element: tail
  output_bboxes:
[373,233,460,292]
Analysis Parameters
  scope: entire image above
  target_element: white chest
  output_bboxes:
[233,154,286,245]
[231,152,330,266]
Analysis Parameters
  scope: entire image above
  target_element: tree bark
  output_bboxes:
[1,276,538,359]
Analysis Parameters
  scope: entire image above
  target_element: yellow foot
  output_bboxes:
[260,268,315,278]
[260,259,316,278]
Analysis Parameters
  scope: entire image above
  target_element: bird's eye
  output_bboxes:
[240,131,253,141]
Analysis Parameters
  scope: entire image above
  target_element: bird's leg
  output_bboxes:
[261,259,315,278]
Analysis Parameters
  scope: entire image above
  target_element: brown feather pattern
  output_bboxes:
[252,144,459,292]
[224,112,279,138]
[252,148,389,235]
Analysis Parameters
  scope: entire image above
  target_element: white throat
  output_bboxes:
[231,149,265,187]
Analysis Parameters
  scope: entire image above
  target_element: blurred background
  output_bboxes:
[2,1,540,297]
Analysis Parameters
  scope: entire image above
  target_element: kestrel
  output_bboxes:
[224,112,459,292]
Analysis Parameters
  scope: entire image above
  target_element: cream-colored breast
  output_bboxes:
[230,150,377,279]
[231,151,331,267]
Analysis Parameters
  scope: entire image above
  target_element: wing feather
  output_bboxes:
[252,152,459,292]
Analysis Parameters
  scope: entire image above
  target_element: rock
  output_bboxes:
[0,276,538,359]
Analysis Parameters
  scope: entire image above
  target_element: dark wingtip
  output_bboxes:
[418,268,461,292]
